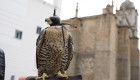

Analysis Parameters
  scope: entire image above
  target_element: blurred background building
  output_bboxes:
[0,0,62,80]
[63,0,139,80]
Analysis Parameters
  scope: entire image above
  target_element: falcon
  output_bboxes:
[36,16,73,80]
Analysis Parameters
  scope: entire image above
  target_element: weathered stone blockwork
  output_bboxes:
[117,26,131,80]
[63,14,118,80]
[130,38,139,80]
[62,1,139,80]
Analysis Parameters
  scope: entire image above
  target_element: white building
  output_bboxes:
[0,0,62,80]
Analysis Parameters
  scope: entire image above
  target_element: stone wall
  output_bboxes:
[117,26,131,80]
[63,14,118,80]
[130,38,139,80]
[63,13,139,80]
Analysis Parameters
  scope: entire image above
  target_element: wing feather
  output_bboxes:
[64,33,73,71]
[36,28,47,69]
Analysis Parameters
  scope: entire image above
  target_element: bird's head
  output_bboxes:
[45,16,61,26]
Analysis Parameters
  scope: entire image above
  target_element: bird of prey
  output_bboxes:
[36,16,73,80]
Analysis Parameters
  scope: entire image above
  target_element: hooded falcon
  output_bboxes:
[36,15,73,80]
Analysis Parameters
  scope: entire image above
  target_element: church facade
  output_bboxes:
[63,0,139,80]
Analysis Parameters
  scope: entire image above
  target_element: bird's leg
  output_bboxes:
[35,73,48,80]
[57,71,68,79]
[62,71,68,79]
[43,73,48,80]
[57,71,63,77]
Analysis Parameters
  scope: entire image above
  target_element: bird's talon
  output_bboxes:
[63,74,68,79]
[35,77,41,80]
[57,71,68,78]
[36,73,48,80]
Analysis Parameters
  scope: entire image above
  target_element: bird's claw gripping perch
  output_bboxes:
[36,73,48,80]
[57,71,68,79]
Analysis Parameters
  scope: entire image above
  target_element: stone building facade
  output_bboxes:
[62,0,139,80]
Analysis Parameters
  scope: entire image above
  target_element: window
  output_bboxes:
[11,75,15,80]
[15,30,22,39]
[36,26,42,34]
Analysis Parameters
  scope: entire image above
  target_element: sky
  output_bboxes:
[46,0,140,48]
[60,0,139,19]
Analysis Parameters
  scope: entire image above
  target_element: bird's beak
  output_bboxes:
[45,18,52,25]
[45,18,49,22]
